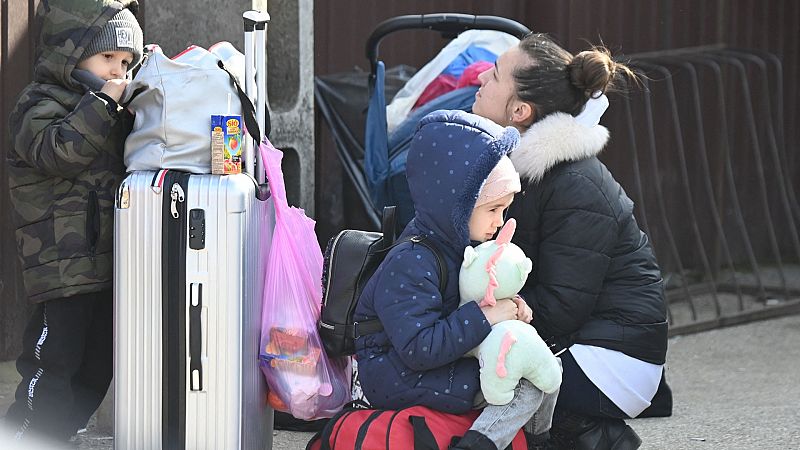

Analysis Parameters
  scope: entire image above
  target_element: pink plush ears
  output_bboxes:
[496,218,516,245]
[479,219,518,307]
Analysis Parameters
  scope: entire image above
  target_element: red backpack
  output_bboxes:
[306,405,527,450]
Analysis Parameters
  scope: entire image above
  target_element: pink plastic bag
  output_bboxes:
[259,139,351,420]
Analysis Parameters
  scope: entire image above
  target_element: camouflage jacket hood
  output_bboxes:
[35,0,139,90]
[6,0,138,302]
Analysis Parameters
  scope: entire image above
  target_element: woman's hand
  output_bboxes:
[512,295,533,323]
[480,298,518,326]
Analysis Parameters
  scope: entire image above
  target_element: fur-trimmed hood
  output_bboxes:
[511,112,610,183]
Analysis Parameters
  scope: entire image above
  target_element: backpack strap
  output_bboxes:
[381,206,397,245]
[353,234,448,339]
[375,234,447,297]
[407,235,448,294]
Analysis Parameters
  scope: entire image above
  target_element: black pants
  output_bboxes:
[3,290,113,442]
[554,350,672,421]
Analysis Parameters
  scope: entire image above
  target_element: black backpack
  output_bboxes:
[319,206,447,357]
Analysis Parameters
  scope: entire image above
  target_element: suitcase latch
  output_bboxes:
[189,209,206,250]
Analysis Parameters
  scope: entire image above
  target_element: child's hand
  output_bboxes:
[480,298,518,326]
[100,79,130,102]
[511,295,533,323]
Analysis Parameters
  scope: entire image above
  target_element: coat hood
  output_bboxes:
[406,110,519,251]
[34,0,139,91]
[511,112,610,183]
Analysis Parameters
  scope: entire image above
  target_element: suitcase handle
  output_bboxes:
[189,283,203,391]
[243,10,271,183]
[365,13,530,82]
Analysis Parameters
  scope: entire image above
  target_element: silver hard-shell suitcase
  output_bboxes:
[113,11,274,449]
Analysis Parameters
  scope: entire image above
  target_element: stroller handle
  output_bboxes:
[366,13,531,81]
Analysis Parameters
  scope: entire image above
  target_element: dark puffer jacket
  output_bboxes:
[354,110,520,413]
[7,0,136,302]
[508,112,668,365]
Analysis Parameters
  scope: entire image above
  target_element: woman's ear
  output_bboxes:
[510,101,534,128]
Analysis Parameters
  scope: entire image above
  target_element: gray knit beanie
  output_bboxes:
[81,8,143,68]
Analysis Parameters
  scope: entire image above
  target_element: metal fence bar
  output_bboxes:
[684,55,769,301]
[619,47,800,333]
[719,49,800,264]
[750,50,800,226]
[661,56,745,311]
[704,51,790,299]
[633,74,697,320]
[669,298,800,336]
[635,60,722,315]
[622,94,651,237]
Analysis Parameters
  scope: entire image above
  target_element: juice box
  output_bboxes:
[211,114,243,175]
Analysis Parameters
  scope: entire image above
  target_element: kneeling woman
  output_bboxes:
[471,33,672,450]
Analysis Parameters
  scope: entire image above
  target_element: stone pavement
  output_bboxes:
[2,313,799,449]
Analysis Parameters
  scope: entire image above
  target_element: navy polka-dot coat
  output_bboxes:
[353,110,520,414]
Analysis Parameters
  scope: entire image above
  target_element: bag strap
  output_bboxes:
[409,415,439,450]
[118,86,147,109]
[384,409,406,448]
[217,60,271,143]
[354,410,385,449]
[352,233,448,339]
[381,206,397,246]
[314,408,353,450]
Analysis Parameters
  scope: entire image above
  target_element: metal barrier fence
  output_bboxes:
[605,47,800,335]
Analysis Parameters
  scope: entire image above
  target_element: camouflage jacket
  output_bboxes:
[7,0,139,303]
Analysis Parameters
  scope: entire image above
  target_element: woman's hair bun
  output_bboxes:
[568,49,616,99]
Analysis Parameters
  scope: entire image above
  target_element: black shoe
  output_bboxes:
[552,414,641,450]
[525,430,557,450]
[573,419,640,450]
[451,430,498,450]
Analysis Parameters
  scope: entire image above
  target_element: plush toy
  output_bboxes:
[459,218,562,405]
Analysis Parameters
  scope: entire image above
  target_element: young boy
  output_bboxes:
[353,110,559,450]
[2,0,143,443]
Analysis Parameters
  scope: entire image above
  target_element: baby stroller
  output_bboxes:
[316,13,529,230]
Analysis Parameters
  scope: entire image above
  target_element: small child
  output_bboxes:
[354,110,558,449]
[2,0,143,444]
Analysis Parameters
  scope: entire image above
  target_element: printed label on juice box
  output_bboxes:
[210,114,243,175]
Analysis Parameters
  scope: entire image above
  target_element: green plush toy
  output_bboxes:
[459,218,562,405]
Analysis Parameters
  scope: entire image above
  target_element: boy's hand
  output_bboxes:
[511,295,533,323]
[480,298,518,326]
[100,79,130,102]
